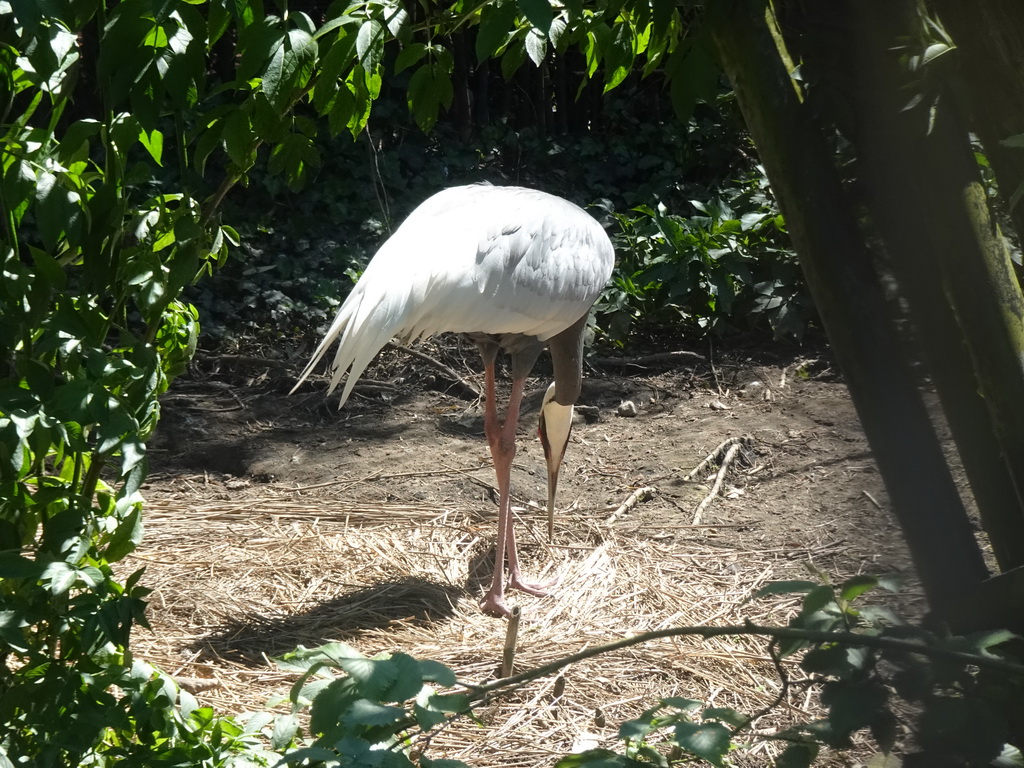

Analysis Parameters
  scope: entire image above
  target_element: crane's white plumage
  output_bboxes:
[295,183,614,617]
[292,184,614,406]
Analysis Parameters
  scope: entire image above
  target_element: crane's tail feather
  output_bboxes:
[289,298,356,396]
[290,285,410,410]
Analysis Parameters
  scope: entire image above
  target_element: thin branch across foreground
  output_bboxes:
[469,622,1024,699]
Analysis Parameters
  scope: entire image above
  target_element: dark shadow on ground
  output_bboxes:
[192,578,465,663]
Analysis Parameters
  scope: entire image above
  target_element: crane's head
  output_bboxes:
[538,382,574,542]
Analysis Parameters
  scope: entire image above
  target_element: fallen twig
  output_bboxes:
[605,486,657,526]
[174,676,224,693]
[681,436,753,525]
[683,436,752,482]
[589,350,705,368]
[195,354,289,369]
[862,490,883,510]
[289,464,489,493]
[693,441,745,525]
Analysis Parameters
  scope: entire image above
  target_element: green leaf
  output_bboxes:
[35,171,79,251]
[283,27,317,87]
[110,112,143,156]
[315,14,357,40]
[673,721,731,767]
[525,28,547,66]
[104,506,143,561]
[651,0,677,43]
[501,38,528,81]
[312,28,358,113]
[41,561,77,595]
[263,27,315,111]
[338,655,397,698]
[968,628,1020,653]
[702,707,749,728]
[272,713,300,749]
[383,1,408,38]
[223,109,257,171]
[2,157,35,227]
[327,84,356,135]
[0,553,46,579]
[10,0,44,32]
[267,132,320,190]
[821,679,888,740]
[139,128,164,166]
[603,22,634,93]
[553,749,630,768]
[238,15,283,80]
[0,609,30,653]
[394,42,427,75]
[291,10,316,35]
[424,692,470,714]
[407,62,453,132]
[517,0,552,35]
[802,584,838,615]
[659,697,703,711]
[413,702,448,730]
[619,717,655,741]
[119,438,146,475]
[418,659,456,686]
[476,1,519,62]
[666,34,719,122]
[801,645,854,676]
[548,17,567,50]
[838,574,877,603]
[380,652,427,702]
[920,42,953,68]
[356,18,384,70]
[342,699,405,728]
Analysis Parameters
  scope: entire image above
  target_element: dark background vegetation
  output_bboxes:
[193,49,807,350]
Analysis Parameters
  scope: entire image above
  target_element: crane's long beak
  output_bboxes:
[538,384,574,543]
[546,468,558,541]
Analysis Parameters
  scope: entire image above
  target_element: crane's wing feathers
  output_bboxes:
[292,184,615,407]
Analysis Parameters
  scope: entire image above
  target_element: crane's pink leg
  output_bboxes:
[479,367,550,617]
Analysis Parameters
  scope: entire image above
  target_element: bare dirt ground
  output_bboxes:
[133,339,929,766]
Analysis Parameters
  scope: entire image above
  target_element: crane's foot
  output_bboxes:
[479,590,512,618]
[480,575,556,617]
[507,572,556,597]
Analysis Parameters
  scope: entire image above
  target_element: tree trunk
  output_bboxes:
[709,0,989,616]
[932,0,1024,243]
[783,1,1024,570]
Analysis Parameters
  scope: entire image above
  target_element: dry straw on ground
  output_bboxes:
[125,469,859,767]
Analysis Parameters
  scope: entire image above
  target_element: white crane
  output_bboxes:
[292,183,615,617]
